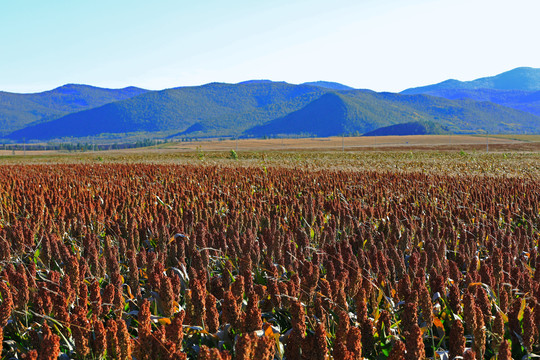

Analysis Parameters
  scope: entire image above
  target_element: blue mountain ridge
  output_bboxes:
[3,67,540,140]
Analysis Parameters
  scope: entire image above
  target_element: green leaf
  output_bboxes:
[155,195,172,210]
[33,248,41,264]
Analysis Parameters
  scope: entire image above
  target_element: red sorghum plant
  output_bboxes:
[387,339,406,360]
[498,339,512,360]
[0,282,13,327]
[39,323,60,360]
[449,319,465,359]
[106,319,119,359]
[117,319,132,360]
[405,324,425,360]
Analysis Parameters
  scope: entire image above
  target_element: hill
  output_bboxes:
[402,67,540,94]
[244,91,540,137]
[362,121,449,136]
[244,93,350,137]
[301,81,355,91]
[0,84,148,136]
[7,82,328,140]
[397,88,540,117]
[238,80,279,85]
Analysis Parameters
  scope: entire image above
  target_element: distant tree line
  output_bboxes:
[0,139,172,153]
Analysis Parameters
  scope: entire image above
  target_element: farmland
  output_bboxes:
[3,134,540,158]
[0,147,539,359]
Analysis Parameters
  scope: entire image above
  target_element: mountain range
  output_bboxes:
[2,67,540,141]
[401,67,540,117]
[0,84,148,137]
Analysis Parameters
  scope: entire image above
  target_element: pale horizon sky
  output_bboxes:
[1,0,539,93]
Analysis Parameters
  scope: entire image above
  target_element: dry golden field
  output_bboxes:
[3,134,539,158]
[0,135,538,179]
[164,135,530,152]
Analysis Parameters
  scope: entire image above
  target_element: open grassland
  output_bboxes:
[0,163,538,359]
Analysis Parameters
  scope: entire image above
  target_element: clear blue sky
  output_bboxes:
[1,0,539,93]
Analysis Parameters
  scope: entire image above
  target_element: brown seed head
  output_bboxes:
[387,340,406,360]
[449,320,465,360]
[117,319,132,360]
[405,324,425,360]
[0,282,13,327]
[39,323,61,360]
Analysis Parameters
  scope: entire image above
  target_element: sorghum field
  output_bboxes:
[0,155,538,359]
